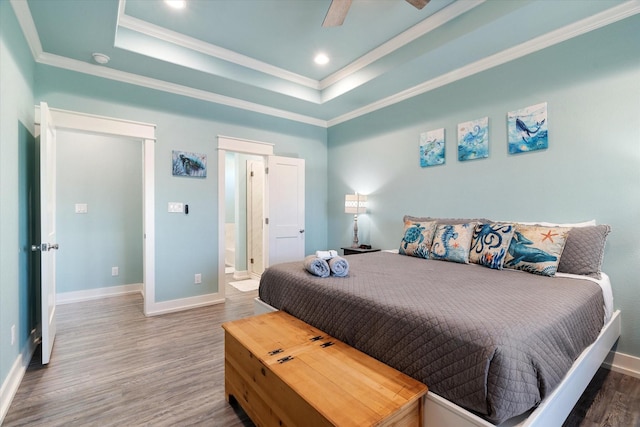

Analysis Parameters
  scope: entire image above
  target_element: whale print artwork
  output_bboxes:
[508,102,548,154]
[420,128,445,167]
[458,117,489,161]
[172,150,207,177]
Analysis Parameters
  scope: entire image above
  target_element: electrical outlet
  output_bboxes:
[112,266,119,276]
[194,273,202,284]
[11,325,16,346]
[168,202,184,213]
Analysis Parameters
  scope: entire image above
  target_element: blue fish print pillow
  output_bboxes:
[399,220,437,259]
[430,223,476,264]
[504,225,570,276]
[469,223,515,269]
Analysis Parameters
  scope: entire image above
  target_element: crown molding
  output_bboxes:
[116,0,484,97]
[10,0,640,130]
[319,0,485,91]
[327,0,640,127]
[37,52,327,128]
[9,0,43,59]
[117,0,319,90]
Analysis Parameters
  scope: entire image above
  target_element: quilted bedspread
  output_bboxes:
[258,252,604,424]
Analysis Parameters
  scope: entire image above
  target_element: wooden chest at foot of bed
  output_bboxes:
[222,311,428,427]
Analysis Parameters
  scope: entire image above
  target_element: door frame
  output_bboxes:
[35,106,156,315]
[217,136,273,297]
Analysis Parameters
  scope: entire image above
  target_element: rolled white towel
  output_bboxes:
[304,255,330,278]
[315,249,338,260]
[329,256,349,277]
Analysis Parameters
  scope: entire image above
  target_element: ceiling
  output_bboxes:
[12,0,639,127]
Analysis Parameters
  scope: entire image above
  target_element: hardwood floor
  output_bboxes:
[4,278,640,426]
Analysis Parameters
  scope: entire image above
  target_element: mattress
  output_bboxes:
[258,251,605,424]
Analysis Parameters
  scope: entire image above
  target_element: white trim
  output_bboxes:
[34,106,156,140]
[12,0,640,128]
[117,10,319,90]
[217,136,275,306]
[319,0,485,92]
[57,284,143,305]
[603,350,640,379]
[116,0,482,93]
[35,52,328,128]
[232,270,251,281]
[33,107,157,317]
[217,135,274,156]
[328,1,640,126]
[144,293,225,316]
[9,0,42,59]
[0,330,37,425]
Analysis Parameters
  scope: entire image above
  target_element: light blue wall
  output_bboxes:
[35,65,328,302]
[327,15,640,357]
[56,130,143,293]
[0,0,36,403]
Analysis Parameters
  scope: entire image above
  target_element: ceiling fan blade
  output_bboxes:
[405,0,430,10]
[322,0,352,27]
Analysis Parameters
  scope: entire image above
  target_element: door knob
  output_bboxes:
[31,243,59,251]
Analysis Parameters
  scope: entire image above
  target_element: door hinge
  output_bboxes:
[265,167,269,174]
[265,218,269,225]
[250,171,254,177]
[250,258,254,264]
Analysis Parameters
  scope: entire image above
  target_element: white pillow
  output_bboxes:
[505,220,596,227]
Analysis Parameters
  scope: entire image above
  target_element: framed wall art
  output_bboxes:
[458,117,489,161]
[508,102,548,154]
[172,150,207,177]
[419,128,445,167]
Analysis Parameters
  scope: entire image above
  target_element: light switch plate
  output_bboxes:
[168,202,184,213]
[75,203,88,214]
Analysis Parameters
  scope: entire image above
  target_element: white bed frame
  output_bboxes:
[254,297,621,427]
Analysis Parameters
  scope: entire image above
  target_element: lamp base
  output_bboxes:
[351,214,359,248]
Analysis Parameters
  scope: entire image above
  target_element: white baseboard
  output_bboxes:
[144,292,225,316]
[0,330,37,425]
[57,283,143,305]
[232,270,251,281]
[603,350,640,379]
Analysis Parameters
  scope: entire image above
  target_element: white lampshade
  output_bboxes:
[344,193,367,214]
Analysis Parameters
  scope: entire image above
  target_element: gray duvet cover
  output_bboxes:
[258,252,604,424]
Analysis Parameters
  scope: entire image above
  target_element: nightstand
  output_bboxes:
[341,247,381,256]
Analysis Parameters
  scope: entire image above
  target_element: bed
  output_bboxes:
[255,220,620,426]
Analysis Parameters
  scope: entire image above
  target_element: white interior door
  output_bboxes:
[247,160,265,277]
[267,156,305,265]
[38,101,58,364]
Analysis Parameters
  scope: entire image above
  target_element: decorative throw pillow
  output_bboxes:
[399,220,437,259]
[504,225,570,276]
[557,225,611,278]
[430,223,476,264]
[469,223,515,269]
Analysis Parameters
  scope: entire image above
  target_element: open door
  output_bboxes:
[267,156,305,265]
[247,160,265,277]
[34,101,58,364]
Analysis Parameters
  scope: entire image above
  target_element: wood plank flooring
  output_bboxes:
[4,278,640,426]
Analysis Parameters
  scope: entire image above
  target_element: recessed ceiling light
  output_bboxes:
[165,0,186,9]
[314,53,329,65]
[92,53,110,65]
